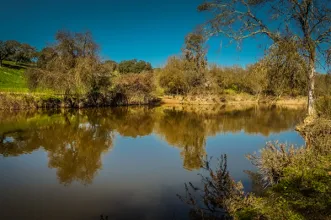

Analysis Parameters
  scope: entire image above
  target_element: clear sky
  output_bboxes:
[0,0,270,68]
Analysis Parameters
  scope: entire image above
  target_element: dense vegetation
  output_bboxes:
[1,30,330,110]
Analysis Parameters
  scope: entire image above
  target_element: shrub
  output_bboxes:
[246,142,306,186]
[113,72,157,104]
[300,118,331,154]
[270,154,331,219]
[118,59,152,74]
[0,93,37,109]
[178,155,250,219]
[158,56,206,95]
[315,96,331,119]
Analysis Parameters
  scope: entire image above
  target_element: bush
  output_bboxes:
[246,142,306,186]
[158,56,206,95]
[113,72,157,104]
[300,118,331,154]
[178,155,250,219]
[315,96,331,119]
[0,93,37,109]
[118,59,152,74]
[271,154,331,219]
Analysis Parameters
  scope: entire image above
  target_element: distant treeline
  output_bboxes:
[1,30,330,107]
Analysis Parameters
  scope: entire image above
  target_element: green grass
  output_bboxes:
[0,60,29,92]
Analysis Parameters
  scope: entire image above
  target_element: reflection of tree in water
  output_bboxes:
[106,107,156,138]
[0,130,40,156]
[0,105,306,182]
[214,106,306,136]
[45,116,113,185]
[156,110,206,170]
[0,111,114,185]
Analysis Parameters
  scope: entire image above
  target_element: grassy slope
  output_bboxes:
[0,61,29,92]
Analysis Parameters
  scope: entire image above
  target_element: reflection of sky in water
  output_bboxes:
[3,137,14,143]
[0,106,306,220]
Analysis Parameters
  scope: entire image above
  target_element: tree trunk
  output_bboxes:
[0,59,2,67]
[307,57,315,116]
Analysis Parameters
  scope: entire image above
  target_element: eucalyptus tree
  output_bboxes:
[198,0,331,115]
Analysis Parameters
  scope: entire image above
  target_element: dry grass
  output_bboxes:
[161,94,307,106]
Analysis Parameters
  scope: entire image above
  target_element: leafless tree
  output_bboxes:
[198,0,331,115]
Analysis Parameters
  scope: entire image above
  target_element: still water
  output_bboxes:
[0,105,306,220]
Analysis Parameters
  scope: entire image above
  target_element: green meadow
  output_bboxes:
[0,61,29,92]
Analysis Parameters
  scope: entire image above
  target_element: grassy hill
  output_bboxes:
[0,61,29,92]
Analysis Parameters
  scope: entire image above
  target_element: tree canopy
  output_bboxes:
[118,59,153,74]
[0,40,36,66]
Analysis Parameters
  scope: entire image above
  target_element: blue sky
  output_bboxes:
[0,0,270,67]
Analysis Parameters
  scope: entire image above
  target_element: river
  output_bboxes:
[0,105,306,220]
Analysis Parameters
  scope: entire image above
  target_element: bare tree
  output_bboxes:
[198,0,331,115]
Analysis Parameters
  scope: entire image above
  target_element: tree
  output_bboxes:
[103,60,118,72]
[183,30,207,71]
[36,47,57,68]
[158,56,196,94]
[0,40,36,65]
[0,41,7,67]
[11,43,37,64]
[27,30,103,95]
[4,40,21,62]
[263,39,308,96]
[198,0,331,115]
[118,59,152,74]
[246,61,268,96]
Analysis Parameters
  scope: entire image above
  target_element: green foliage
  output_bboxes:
[0,40,36,65]
[263,39,308,96]
[316,73,331,97]
[159,56,191,94]
[183,31,207,71]
[300,118,331,154]
[158,56,206,95]
[103,60,118,72]
[271,154,331,219]
[315,96,331,119]
[208,64,267,95]
[118,59,152,74]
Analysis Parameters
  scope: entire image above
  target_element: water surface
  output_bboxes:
[0,105,306,220]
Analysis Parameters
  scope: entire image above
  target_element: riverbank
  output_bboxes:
[0,92,307,110]
[161,94,307,106]
[0,92,160,110]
